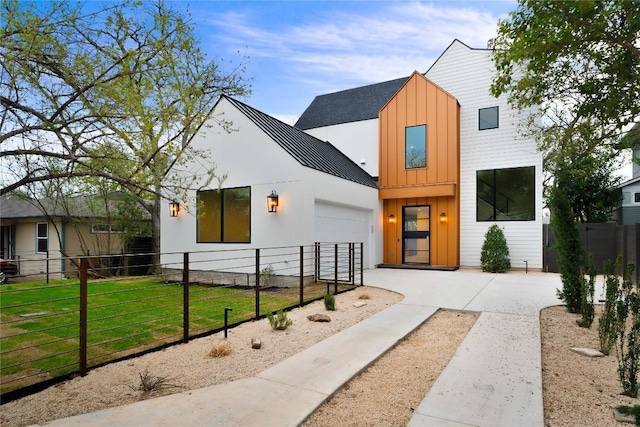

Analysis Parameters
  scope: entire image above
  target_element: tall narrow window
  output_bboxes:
[36,222,48,253]
[197,187,251,243]
[405,124,427,169]
[477,166,535,221]
[479,106,499,130]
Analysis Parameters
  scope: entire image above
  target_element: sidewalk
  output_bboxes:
[43,268,564,427]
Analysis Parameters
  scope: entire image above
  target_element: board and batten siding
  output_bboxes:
[425,40,543,269]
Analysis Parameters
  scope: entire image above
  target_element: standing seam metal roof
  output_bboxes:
[294,77,408,130]
[223,96,377,189]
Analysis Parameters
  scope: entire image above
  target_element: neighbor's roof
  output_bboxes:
[223,96,377,189]
[294,77,408,130]
[0,195,151,220]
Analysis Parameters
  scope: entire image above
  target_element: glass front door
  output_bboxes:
[402,206,430,264]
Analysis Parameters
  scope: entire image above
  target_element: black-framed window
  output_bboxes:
[634,193,640,203]
[477,166,535,221]
[197,187,251,243]
[36,222,48,253]
[405,124,427,169]
[479,106,499,130]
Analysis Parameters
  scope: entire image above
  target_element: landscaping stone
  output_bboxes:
[353,302,367,308]
[307,314,331,322]
[569,347,604,357]
[251,338,262,349]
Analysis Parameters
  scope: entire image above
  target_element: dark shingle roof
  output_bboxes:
[294,77,408,130]
[224,96,377,189]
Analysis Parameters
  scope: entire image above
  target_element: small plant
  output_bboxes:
[480,224,511,273]
[616,264,640,398]
[358,293,370,300]
[615,405,640,426]
[260,264,275,286]
[578,255,596,328]
[324,293,336,311]
[267,309,292,330]
[599,258,620,355]
[131,367,179,394]
[208,340,232,358]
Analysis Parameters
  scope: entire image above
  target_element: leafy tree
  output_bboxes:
[549,186,584,313]
[1,0,250,267]
[491,0,640,156]
[549,148,622,223]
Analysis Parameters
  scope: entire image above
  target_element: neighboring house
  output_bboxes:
[297,40,543,269]
[161,39,543,271]
[160,96,381,270]
[0,196,151,278]
[617,176,640,225]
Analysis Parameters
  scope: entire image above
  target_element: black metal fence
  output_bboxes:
[0,242,363,402]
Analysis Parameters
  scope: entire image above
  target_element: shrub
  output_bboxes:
[324,293,336,311]
[260,264,275,286]
[578,255,596,328]
[208,340,232,358]
[616,264,640,397]
[549,187,584,313]
[599,258,620,355]
[132,367,179,393]
[266,310,292,330]
[480,224,511,273]
[358,293,370,300]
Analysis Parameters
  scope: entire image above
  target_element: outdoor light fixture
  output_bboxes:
[440,212,448,224]
[169,200,180,217]
[267,190,279,213]
[388,214,396,224]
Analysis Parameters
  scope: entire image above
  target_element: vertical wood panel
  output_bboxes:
[396,89,407,186]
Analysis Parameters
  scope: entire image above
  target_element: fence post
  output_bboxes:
[349,243,354,285]
[255,249,260,320]
[79,258,88,377]
[46,250,49,284]
[183,252,189,342]
[360,242,364,285]
[334,243,338,294]
[299,246,304,307]
[314,242,319,283]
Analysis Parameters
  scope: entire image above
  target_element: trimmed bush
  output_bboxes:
[480,224,511,273]
[324,293,336,311]
[266,310,292,330]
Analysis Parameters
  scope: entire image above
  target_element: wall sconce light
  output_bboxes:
[388,214,396,224]
[169,200,180,217]
[440,212,448,224]
[267,190,279,213]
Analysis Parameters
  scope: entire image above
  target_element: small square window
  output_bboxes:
[479,106,499,130]
[634,193,640,203]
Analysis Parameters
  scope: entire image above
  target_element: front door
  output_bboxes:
[402,205,430,264]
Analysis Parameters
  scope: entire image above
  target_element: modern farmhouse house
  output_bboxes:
[161,39,543,271]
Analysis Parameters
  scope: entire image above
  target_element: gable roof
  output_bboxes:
[223,96,377,189]
[0,195,151,220]
[425,39,491,75]
[294,77,408,130]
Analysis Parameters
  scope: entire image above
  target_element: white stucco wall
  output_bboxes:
[303,120,379,177]
[426,41,543,269]
[160,97,381,272]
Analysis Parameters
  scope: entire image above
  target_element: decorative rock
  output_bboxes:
[570,347,604,357]
[251,338,262,349]
[307,314,331,322]
[353,302,367,308]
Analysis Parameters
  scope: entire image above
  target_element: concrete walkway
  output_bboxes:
[44,268,565,427]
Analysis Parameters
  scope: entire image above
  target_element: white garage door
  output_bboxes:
[314,202,371,268]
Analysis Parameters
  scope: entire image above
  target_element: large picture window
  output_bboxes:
[36,222,48,253]
[405,125,427,169]
[197,187,251,243]
[477,166,535,221]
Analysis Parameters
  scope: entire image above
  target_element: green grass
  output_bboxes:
[1,277,355,395]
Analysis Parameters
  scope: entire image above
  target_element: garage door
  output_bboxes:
[314,202,371,268]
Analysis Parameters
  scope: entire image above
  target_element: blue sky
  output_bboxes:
[183,1,517,124]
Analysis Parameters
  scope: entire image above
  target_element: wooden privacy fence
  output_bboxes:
[543,223,640,274]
